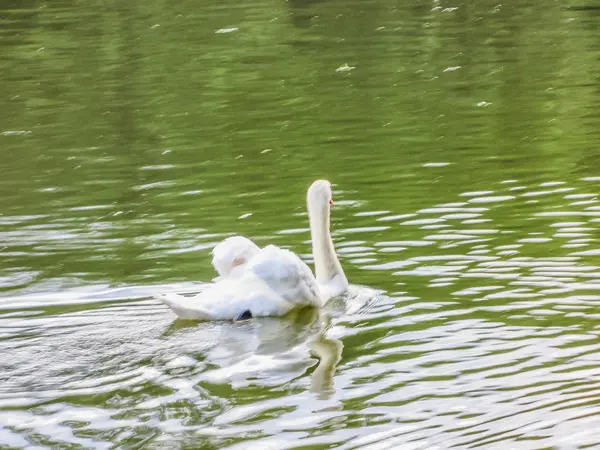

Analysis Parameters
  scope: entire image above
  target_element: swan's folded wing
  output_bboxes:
[247,245,321,306]
[295,254,322,305]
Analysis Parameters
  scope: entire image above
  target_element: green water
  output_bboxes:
[2,0,600,447]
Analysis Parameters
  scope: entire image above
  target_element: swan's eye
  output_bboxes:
[329,199,334,205]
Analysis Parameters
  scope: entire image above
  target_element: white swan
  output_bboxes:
[156,179,348,321]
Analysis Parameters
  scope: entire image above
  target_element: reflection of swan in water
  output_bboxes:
[161,283,381,399]
[306,285,384,398]
[164,307,345,397]
[308,311,343,399]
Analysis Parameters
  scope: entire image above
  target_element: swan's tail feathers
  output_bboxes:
[155,292,212,321]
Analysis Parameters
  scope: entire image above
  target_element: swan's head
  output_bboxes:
[307,179,334,214]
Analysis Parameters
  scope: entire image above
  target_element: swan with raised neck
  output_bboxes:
[307,180,348,300]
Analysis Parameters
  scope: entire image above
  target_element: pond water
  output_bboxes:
[2,0,600,448]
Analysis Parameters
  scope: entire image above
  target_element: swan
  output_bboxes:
[156,179,348,321]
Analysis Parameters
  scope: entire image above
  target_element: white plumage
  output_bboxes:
[211,236,260,280]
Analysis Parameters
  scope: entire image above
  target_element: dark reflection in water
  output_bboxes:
[1,0,600,447]
[287,0,325,28]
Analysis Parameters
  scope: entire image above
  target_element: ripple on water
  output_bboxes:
[2,177,600,449]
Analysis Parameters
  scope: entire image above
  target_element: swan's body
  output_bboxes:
[157,245,320,320]
[156,180,348,321]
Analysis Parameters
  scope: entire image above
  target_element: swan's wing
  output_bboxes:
[211,236,261,278]
[246,245,321,307]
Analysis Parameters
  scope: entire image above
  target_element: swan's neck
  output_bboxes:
[309,205,346,288]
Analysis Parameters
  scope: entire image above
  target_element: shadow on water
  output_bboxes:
[287,0,326,28]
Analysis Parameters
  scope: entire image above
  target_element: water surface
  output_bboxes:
[2,0,600,448]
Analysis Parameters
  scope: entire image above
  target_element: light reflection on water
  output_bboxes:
[2,176,600,448]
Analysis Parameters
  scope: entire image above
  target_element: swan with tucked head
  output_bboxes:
[155,179,348,321]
